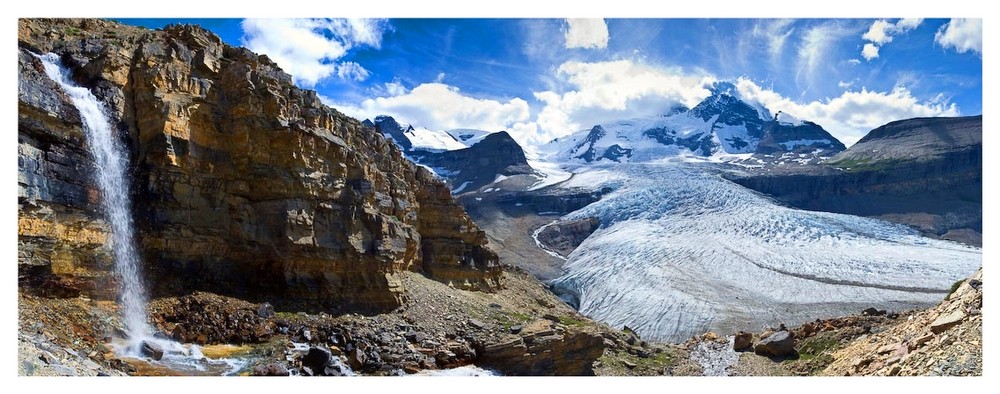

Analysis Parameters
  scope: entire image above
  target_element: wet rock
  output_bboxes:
[140,341,164,361]
[753,331,795,358]
[733,331,753,351]
[301,347,332,374]
[252,363,289,376]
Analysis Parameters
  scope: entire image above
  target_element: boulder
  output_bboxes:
[733,331,753,351]
[301,347,332,374]
[753,330,796,358]
[140,341,164,361]
[251,363,289,376]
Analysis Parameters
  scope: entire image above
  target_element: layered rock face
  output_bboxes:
[18,18,501,311]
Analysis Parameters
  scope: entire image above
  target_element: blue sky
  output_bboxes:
[119,18,982,147]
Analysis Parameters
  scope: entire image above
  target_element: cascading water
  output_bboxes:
[36,53,152,353]
[36,53,247,374]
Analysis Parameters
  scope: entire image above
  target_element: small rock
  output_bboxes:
[968,279,981,290]
[733,331,753,351]
[701,331,718,341]
[140,341,164,361]
[468,319,486,329]
[510,325,523,334]
[877,344,897,354]
[252,363,289,376]
[862,307,886,316]
[888,365,902,376]
[488,303,502,309]
[256,303,275,318]
[930,309,965,334]
[753,331,796,358]
[622,359,637,369]
[542,314,560,322]
[302,329,313,342]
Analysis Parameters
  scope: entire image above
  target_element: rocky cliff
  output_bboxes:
[18,18,501,312]
[729,116,981,246]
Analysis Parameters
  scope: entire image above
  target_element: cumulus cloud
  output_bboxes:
[241,18,389,87]
[565,19,609,49]
[861,43,880,60]
[336,62,371,82]
[735,77,959,146]
[860,18,923,62]
[342,82,534,141]
[532,60,715,145]
[935,18,982,54]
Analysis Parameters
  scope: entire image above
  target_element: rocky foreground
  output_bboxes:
[18,267,982,376]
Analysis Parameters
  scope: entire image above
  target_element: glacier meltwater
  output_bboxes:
[37,53,153,351]
[548,163,981,342]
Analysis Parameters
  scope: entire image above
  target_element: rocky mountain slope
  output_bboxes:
[368,115,536,193]
[18,18,501,313]
[730,116,982,246]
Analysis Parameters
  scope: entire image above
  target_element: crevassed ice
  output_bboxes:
[549,163,981,342]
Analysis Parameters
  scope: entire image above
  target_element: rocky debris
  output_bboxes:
[929,309,965,334]
[251,363,289,376]
[301,347,333,375]
[468,319,486,329]
[140,341,164,361]
[150,292,274,345]
[753,331,796,358]
[822,269,982,376]
[690,335,740,376]
[476,319,605,375]
[733,331,753,351]
[18,18,502,313]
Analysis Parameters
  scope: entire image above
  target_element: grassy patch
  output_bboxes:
[559,315,590,327]
[946,279,965,300]
[783,333,841,375]
[597,348,675,375]
[64,27,81,36]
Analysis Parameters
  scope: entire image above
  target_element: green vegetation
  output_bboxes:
[783,333,842,374]
[64,27,81,36]
[946,279,965,300]
[558,315,589,327]
[597,348,675,375]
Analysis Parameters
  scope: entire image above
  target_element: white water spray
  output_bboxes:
[36,53,152,354]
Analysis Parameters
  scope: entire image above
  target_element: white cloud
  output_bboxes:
[847,59,862,65]
[336,62,371,82]
[861,43,880,61]
[564,19,609,49]
[935,18,982,54]
[860,18,923,62]
[752,19,795,58]
[837,80,854,89]
[532,60,715,145]
[797,22,856,90]
[735,77,959,146]
[241,18,389,87]
[343,83,534,144]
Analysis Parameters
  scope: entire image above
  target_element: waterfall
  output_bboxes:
[36,53,152,353]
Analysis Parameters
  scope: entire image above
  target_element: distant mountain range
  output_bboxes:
[544,82,845,164]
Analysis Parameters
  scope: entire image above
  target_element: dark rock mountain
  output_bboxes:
[828,116,981,165]
[18,19,502,312]
[411,131,535,192]
[365,115,417,151]
[754,113,846,158]
[731,116,982,246]
[688,82,768,150]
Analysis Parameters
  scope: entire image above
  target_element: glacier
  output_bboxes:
[547,163,981,342]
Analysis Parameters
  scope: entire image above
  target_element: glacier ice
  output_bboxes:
[547,163,981,342]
